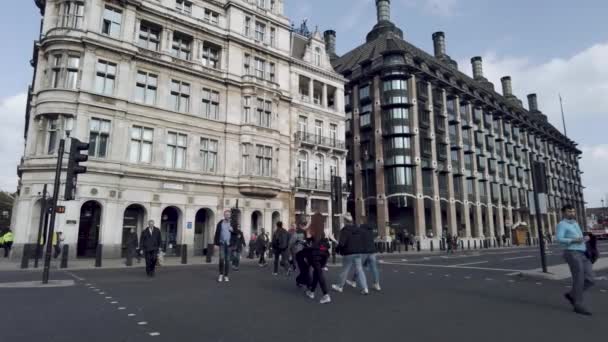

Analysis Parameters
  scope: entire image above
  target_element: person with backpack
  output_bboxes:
[331,213,369,295]
[272,221,290,275]
[304,213,331,304]
[213,210,234,283]
[256,228,270,267]
[231,225,246,271]
[290,221,309,287]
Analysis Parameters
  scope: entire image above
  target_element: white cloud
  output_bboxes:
[401,0,459,17]
[457,41,608,207]
[0,93,26,193]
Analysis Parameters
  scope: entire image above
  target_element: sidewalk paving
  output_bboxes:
[515,257,608,281]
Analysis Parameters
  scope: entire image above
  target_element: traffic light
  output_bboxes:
[64,138,89,201]
[230,208,240,229]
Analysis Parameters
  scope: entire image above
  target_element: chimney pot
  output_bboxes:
[527,94,539,112]
[323,30,336,57]
[432,32,446,57]
[376,0,391,22]
[501,76,513,97]
[471,56,483,79]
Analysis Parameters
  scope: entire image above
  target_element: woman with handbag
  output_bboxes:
[304,213,332,304]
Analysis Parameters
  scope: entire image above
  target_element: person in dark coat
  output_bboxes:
[584,232,599,264]
[139,220,162,277]
[290,221,309,287]
[125,228,139,266]
[272,221,290,275]
[230,225,246,270]
[304,213,332,304]
[214,210,234,282]
[331,213,368,294]
[256,229,270,266]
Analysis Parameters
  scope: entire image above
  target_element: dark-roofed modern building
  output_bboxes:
[326,0,584,248]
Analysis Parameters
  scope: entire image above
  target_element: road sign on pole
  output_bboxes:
[531,160,548,273]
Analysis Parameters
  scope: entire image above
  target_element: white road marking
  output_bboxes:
[85,283,91,286]
[149,332,160,336]
[128,314,136,317]
[111,301,118,304]
[381,260,522,273]
[401,259,408,262]
[600,289,607,293]
[452,261,489,267]
[503,256,534,261]
[105,296,112,299]
[440,256,449,259]
[118,307,126,310]
[64,271,85,281]
[423,257,431,260]
[409,271,415,274]
[485,278,493,281]
[444,274,451,278]
[535,282,542,285]
[138,322,148,326]
[464,276,471,279]
[99,292,105,295]
[379,260,386,264]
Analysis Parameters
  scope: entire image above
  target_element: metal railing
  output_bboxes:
[296,131,346,149]
[296,177,331,191]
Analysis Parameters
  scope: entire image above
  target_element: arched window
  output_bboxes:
[330,157,339,177]
[298,151,308,179]
[314,154,324,181]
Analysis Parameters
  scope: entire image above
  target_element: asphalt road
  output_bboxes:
[1,245,607,342]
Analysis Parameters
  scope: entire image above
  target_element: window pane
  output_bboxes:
[98,135,108,158]
[141,142,152,163]
[166,146,174,167]
[89,133,98,156]
[143,128,153,141]
[129,141,139,162]
[131,127,141,139]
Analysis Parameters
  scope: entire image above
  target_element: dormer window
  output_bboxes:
[314,47,321,66]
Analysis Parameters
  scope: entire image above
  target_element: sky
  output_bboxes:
[0,0,607,207]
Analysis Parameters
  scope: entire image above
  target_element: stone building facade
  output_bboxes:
[330,0,584,248]
[11,0,345,260]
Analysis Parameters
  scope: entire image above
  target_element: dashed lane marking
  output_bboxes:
[138,322,148,326]
[111,301,118,304]
[380,260,521,273]
[118,307,126,310]
[452,261,489,267]
[149,332,160,337]
[465,276,471,280]
[64,271,85,281]
[485,278,494,281]
[536,282,542,285]
[105,296,112,299]
[128,314,136,317]
[503,256,535,261]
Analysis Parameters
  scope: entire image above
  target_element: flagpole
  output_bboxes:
[559,94,568,137]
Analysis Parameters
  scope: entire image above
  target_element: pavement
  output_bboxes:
[0,243,607,342]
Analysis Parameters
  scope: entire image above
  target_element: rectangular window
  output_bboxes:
[257,0,266,8]
[88,118,111,158]
[95,59,116,95]
[170,80,190,112]
[166,132,187,169]
[270,27,276,47]
[200,138,218,173]
[175,0,192,15]
[48,53,81,89]
[244,17,251,37]
[101,6,122,38]
[129,126,153,163]
[268,62,276,82]
[138,21,161,51]
[202,43,220,69]
[330,124,337,145]
[171,32,192,60]
[135,71,157,105]
[359,85,370,100]
[315,120,323,140]
[253,99,272,127]
[255,21,266,42]
[204,9,220,25]
[243,96,251,123]
[255,58,265,79]
[59,1,84,29]
[201,88,220,120]
[255,145,273,177]
[242,143,251,175]
[47,118,60,154]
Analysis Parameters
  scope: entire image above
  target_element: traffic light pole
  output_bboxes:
[34,184,47,268]
[531,160,548,273]
[42,139,65,284]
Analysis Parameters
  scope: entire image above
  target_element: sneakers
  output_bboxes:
[331,284,344,293]
[320,294,331,304]
[323,267,329,271]
[305,290,315,299]
[573,307,592,316]
[217,275,224,282]
[224,276,230,282]
[345,280,357,288]
[361,288,369,295]
[373,283,381,292]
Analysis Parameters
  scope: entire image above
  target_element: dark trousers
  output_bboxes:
[53,245,61,259]
[3,242,12,257]
[258,248,267,265]
[218,243,230,276]
[273,248,289,274]
[144,250,157,276]
[231,248,242,269]
[309,258,328,295]
[295,251,309,286]
[564,250,594,308]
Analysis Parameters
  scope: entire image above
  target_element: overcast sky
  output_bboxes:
[0,0,606,207]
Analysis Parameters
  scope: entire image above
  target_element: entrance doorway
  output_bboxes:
[251,211,262,236]
[271,211,281,231]
[122,204,146,257]
[194,208,214,256]
[77,201,102,258]
[161,207,182,256]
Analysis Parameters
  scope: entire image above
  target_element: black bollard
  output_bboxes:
[181,245,187,264]
[20,244,32,269]
[474,240,477,249]
[460,240,464,250]
[398,242,402,253]
[206,243,214,263]
[405,242,409,252]
[416,240,421,252]
[467,240,471,250]
[493,239,497,248]
[126,247,133,266]
[95,244,103,268]
[60,245,69,269]
[430,240,435,251]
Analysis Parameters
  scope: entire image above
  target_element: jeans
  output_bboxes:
[218,243,230,276]
[338,254,368,290]
[564,250,594,308]
[309,258,328,295]
[357,253,380,285]
[295,250,310,286]
[258,248,267,265]
[273,248,289,274]
[231,249,242,269]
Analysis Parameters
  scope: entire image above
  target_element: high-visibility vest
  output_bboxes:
[0,234,4,244]
[3,232,13,243]
[39,232,58,245]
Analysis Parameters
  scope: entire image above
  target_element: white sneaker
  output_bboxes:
[373,283,381,292]
[217,275,223,282]
[361,288,369,295]
[305,290,315,299]
[331,284,343,293]
[320,294,331,304]
[345,280,357,288]
[224,276,230,282]
[323,267,329,271]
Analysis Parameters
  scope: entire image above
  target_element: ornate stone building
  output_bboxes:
[11,0,345,260]
[330,0,584,247]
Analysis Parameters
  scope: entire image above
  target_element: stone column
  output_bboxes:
[410,75,426,239]
[486,182,494,238]
[351,85,365,224]
[429,86,442,238]
[309,78,314,103]
[372,76,389,237]
[446,93,458,237]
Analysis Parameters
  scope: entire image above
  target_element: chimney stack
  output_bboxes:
[501,76,513,97]
[432,32,446,57]
[527,94,539,112]
[323,30,336,57]
[471,56,484,79]
[376,0,391,22]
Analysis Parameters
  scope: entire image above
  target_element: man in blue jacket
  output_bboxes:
[557,204,594,316]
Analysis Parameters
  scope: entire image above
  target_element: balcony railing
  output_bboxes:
[296,177,331,192]
[296,131,346,149]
